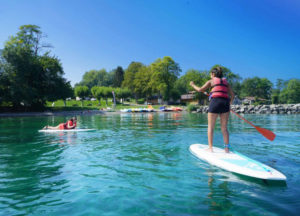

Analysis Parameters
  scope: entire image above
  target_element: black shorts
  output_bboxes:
[208,97,230,114]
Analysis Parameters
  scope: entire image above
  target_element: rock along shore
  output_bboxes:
[194,104,300,114]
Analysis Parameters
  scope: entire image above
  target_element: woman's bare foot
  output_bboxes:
[224,144,230,153]
[206,148,213,153]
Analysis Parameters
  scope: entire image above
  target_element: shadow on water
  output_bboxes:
[202,166,287,215]
[233,173,287,187]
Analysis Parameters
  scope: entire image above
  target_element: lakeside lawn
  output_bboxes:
[0,99,185,113]
[45,99,177,111]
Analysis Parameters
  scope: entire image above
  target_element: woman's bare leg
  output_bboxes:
[44,125,60,130]
[208,112,218,152]
[220,112,230,153]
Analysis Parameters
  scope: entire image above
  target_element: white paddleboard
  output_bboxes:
[189,144,286,181]
[39,129,96,133]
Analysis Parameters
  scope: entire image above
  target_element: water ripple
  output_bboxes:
[0,113,299,215]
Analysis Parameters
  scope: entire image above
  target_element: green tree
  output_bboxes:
[150,56,181,101]
[102,86,113,106]
[122,62,143,100]
[1,25,70,110]
[279,79,300,104]
[0,52,9,104]
[60,82,74,107]
[114,88,131,104]
[241,77,272,100]
[78,69,111,88]
[112,66,124,87]
[175,69,209,95]
[133,66,153,101]
[91,86,101,105]
[74,85,89,107]
[271,89,280,104]
[276,79,285,91]
[175,69,210,104]
[271,79,285,104]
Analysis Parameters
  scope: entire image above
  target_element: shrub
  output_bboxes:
[137,98,145,104]
[187,104,198,112]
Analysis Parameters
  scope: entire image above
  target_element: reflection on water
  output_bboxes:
[0,113,299,215]
[206,170,233,214]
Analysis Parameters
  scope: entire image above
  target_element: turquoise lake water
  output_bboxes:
[0,113,299,215]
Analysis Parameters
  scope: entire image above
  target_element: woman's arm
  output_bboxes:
[190,80,211,93]
[67,121,76,129]
[228,85,235,104]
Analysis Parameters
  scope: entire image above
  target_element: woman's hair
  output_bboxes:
[71,116,77,121]
[211,66,223,78]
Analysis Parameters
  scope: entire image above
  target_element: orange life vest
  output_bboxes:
[64,120,76,129]
[210,77,229,98]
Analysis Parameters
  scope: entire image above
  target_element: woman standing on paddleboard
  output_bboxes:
[190,66,234,153]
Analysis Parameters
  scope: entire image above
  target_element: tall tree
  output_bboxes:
[175,69,210,95]
[102,86,113,106]
[271,79,285,104]
[0,52,8,104]
[175,69,210,103]
[276,79,285,91]
[133,66,153,100]
[74,85,89,107]
[78,69,111,88]
[1,25,70,109]
[91,86,104,105]
[114,88,131,104]
[112,66,124,87]
[241,77,273,99]
[122,62,143,91]
[279,79,300,104]
[150,56,181,101]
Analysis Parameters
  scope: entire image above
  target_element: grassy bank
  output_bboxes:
[46,100,183,111]
[0,99,185,113]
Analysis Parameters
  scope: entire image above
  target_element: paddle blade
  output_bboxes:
[255,126,276,141]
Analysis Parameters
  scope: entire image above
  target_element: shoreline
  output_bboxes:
[194,104,300,114]
[1,103,300,117]
[0,110,105,118]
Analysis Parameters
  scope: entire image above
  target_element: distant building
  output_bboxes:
[181,92,197,104]
[242,97,255,105]
[242,96,270,105]
[233,97,242,105]
[147,95,160,105]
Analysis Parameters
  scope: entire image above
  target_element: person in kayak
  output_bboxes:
[43,117,77,130]
[190,66,234,153]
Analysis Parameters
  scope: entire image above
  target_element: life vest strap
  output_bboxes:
[212,83,228,87]
[211,90,228,94]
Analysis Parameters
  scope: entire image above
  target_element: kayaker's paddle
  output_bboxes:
[202,92,276,141]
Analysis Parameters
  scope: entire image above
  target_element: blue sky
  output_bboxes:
[1,0,299,86]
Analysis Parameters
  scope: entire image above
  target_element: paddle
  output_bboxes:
[202,92,276,141]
